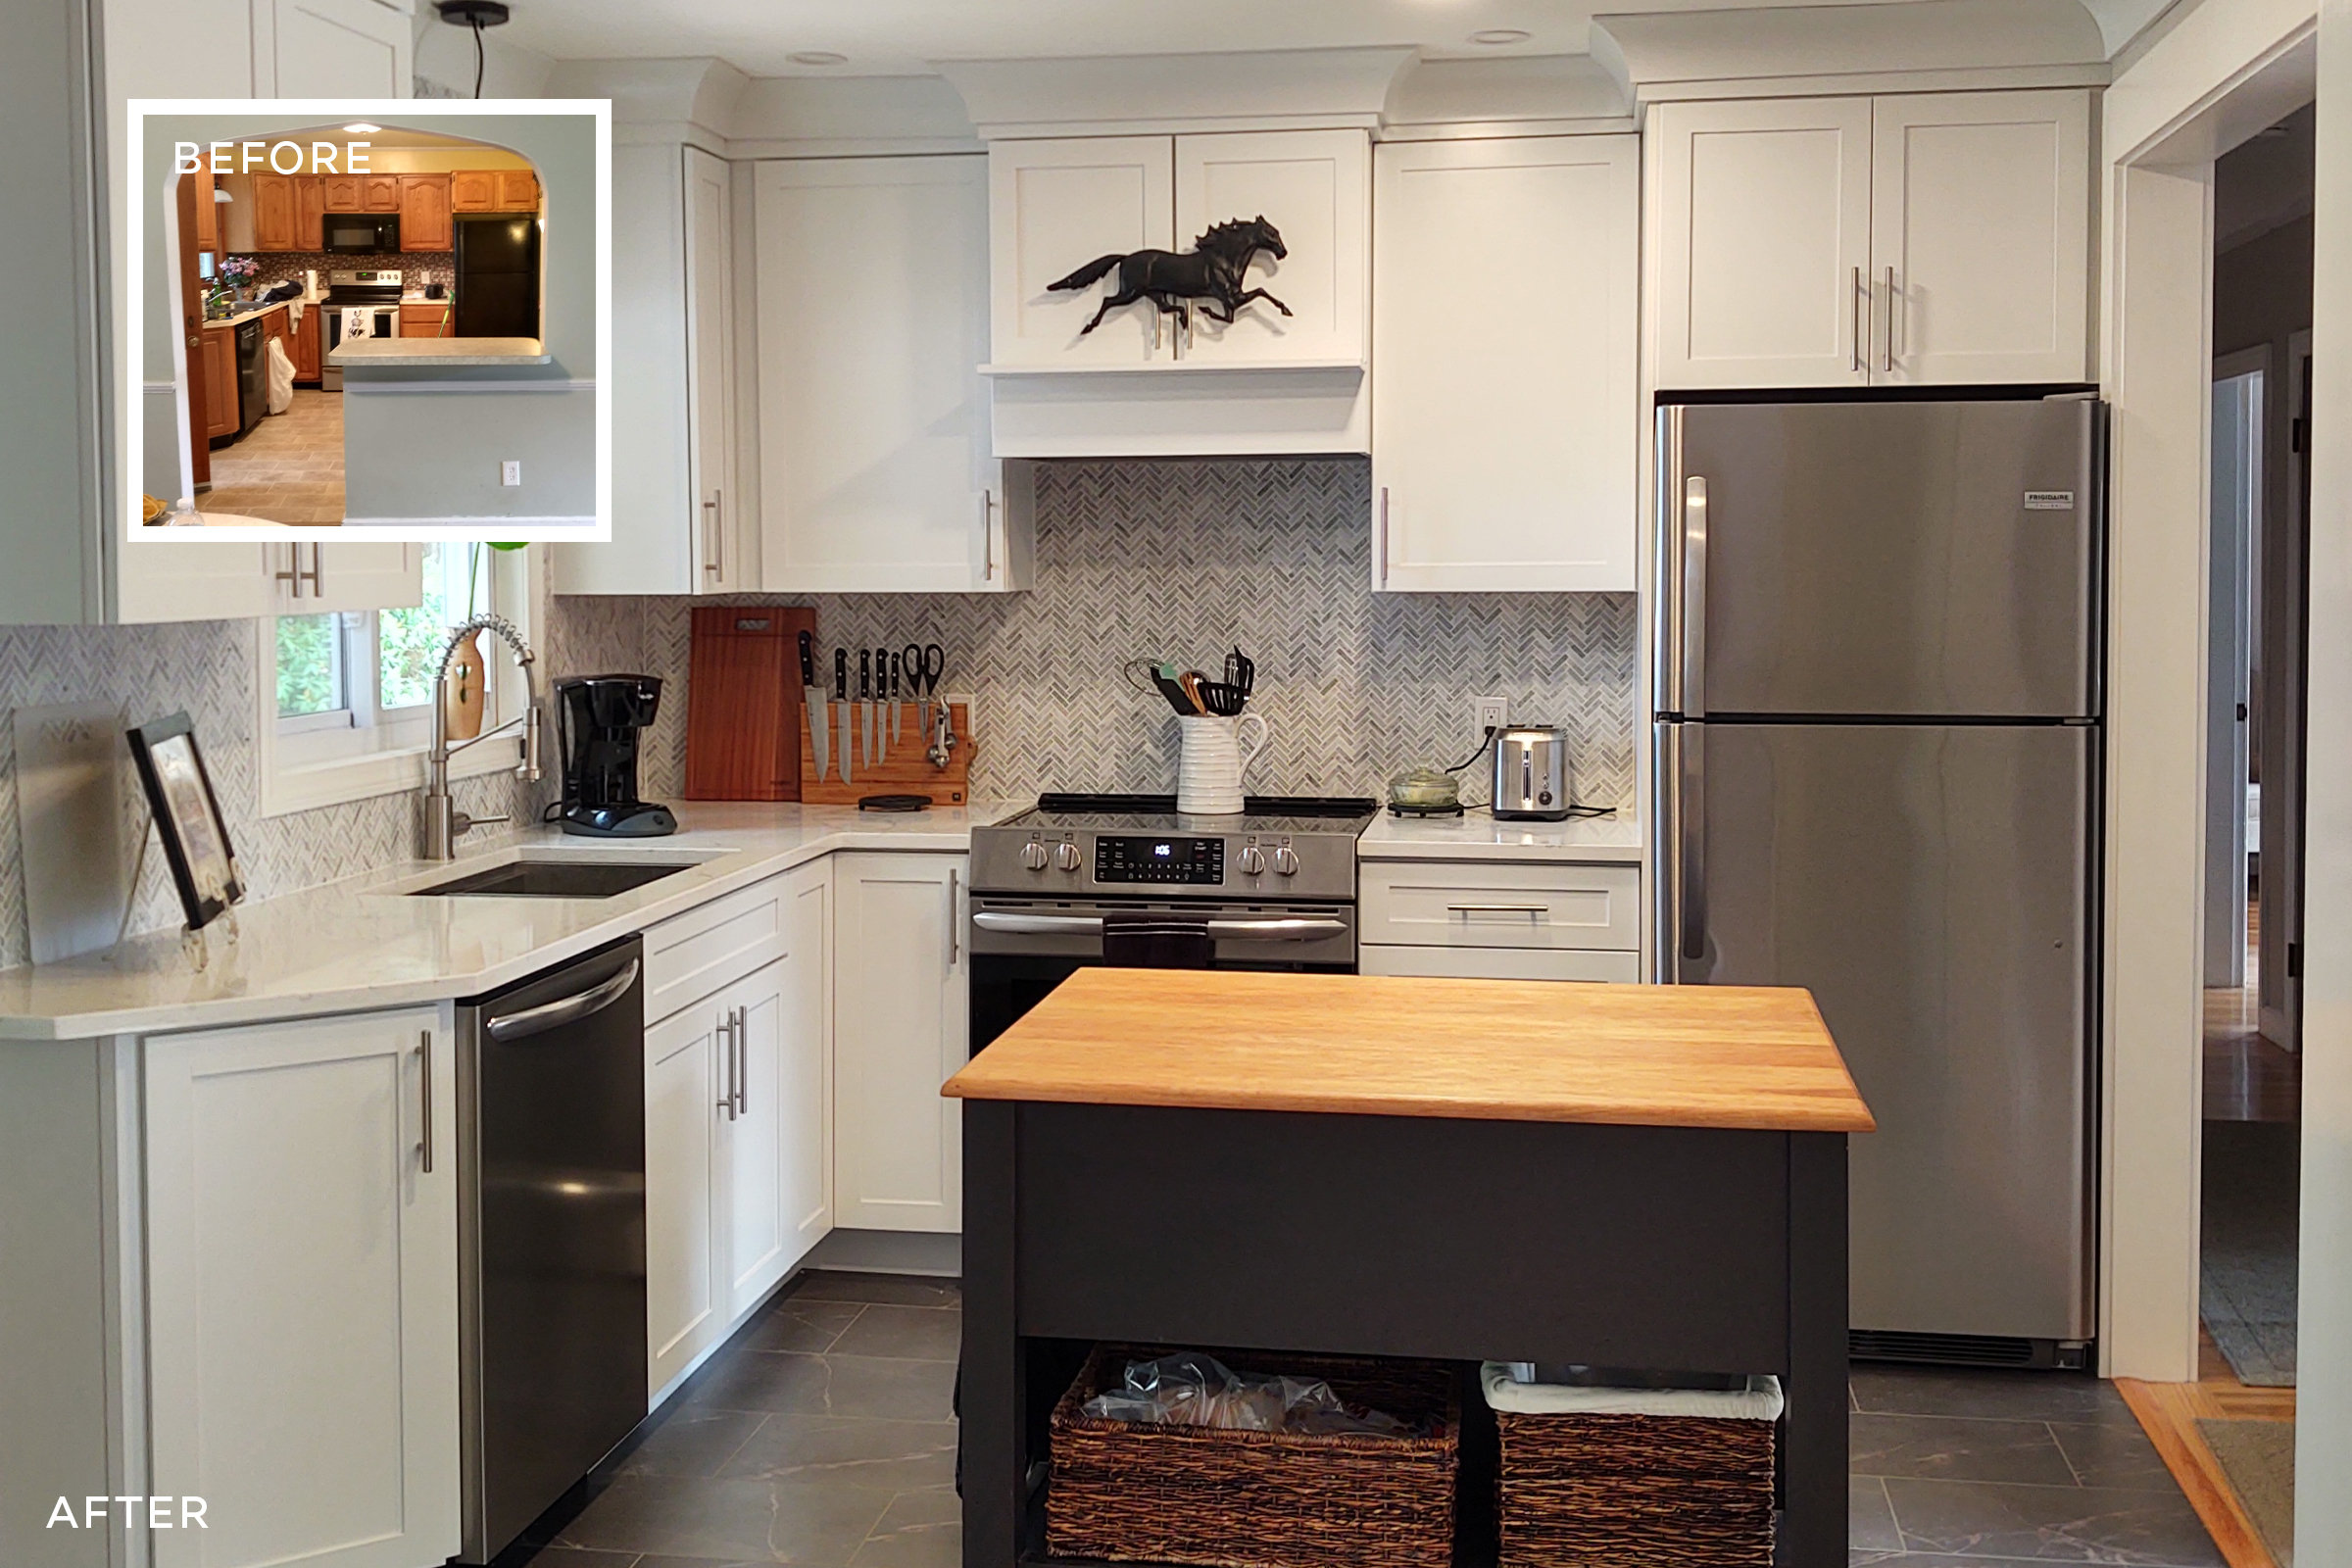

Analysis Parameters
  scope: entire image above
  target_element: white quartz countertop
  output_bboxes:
[331,336,551,366]
[1358,808,1643,862]
[0,803,995,1042]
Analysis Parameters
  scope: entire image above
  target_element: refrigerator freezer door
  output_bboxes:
[1664,400,2101,718]
[1673,719,2094,1341]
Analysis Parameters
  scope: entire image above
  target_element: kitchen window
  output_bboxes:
[259,542,537,816]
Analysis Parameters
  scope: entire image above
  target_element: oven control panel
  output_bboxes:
[1095,835,1225,885]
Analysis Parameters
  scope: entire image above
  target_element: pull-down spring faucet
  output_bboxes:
[421,613,545,860]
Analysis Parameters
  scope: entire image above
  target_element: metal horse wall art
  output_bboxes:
[1048,217,1292,338]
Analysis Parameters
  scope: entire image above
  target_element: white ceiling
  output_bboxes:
[490,0,1990,78]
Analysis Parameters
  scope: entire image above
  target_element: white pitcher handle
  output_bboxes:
[1235,711,1268,772]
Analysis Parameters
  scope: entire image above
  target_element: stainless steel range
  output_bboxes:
[966,793,1377,1052]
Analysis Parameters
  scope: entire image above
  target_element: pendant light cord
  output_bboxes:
[472,16,485,97]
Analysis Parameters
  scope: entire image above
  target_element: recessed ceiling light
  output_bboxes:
[788,50,848,66]
[343,122,381,133]
[1469,28,1531,44]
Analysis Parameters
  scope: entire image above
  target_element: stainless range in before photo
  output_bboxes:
[5,3,2351,1568]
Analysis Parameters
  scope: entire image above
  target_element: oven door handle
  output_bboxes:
[971,911,1104,936]
[1203,917,1349,942]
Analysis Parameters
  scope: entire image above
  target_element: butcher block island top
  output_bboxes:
[943,969,1875,1133]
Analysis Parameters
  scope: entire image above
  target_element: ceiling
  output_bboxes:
[488,0,1981,77]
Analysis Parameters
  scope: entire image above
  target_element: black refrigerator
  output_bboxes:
[1652,395,2105,1367]
[455,216,540,339]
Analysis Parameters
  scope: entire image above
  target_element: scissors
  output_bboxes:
[903,643,945,696]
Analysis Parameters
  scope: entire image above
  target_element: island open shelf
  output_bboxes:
[944,970,1875,1568]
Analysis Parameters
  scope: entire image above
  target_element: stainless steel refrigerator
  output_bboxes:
[1652,396,2104,1363]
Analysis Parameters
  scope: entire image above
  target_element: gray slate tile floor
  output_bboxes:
[505,1273,2222,1568]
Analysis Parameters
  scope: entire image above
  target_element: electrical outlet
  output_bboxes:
[1474,696,1509,737]
[500,461,521,486]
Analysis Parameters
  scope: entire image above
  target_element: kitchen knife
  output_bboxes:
[800,630,827,782]
[874,645,890,763]
[889,652,903,748]
[858,650,874,769]
[834,649,852,785]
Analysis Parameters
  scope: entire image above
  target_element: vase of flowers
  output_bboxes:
[215,255,261,308]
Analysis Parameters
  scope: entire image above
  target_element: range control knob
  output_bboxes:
[1054,841,1083,872]
[1020,841,1049,871]
[1271,846,1300,876]
[1238,846,1266,875]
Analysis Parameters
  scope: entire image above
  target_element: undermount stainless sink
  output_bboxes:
[408,859,699,899]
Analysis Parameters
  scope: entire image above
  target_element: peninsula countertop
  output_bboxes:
[0,802,1002,1042]
[943,968,1874,1132]
[330,335,553,367]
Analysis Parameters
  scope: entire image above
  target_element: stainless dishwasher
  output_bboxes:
[455,936,648,1564]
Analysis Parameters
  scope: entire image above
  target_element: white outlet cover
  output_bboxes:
[501,461,521,486]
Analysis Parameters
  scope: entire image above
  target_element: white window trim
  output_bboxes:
[256,547,543,819]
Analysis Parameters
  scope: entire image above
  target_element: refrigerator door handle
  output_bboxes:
[1680,723,1707,963]
[1655,407,1686,712]
[1682,474,1708,718]
[1653,721,1682,981]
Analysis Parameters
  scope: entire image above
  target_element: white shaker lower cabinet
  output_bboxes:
[834,852,968,1233]
[1357,860,1642,983]
[1371,135,1639,592]
[644,863,831,1399]
[755,156,1033,594]
[142,1006,459,1568]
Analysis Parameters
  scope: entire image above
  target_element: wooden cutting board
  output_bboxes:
[682,605,818,800]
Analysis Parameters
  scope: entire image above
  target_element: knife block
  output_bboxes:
[799,701,972,808]
[683,606,818,800]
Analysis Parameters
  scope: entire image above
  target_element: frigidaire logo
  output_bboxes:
[173,140,373,174]
[47,1496,208,1530]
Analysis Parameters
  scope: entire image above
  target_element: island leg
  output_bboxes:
[1784,1131,1850,1566]
[962,1101,1024,1568]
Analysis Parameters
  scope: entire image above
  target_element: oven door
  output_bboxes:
[966,896,1355,1054]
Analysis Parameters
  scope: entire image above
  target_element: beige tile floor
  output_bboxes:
[203,388,345,525]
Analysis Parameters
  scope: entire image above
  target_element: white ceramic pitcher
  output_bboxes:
[1175,712,1269,814]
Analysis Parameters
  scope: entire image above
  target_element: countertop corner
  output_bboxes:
[1358,808,1643,862]
[330,337,554,368]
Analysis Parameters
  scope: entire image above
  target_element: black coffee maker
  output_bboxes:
[554,674,678,837]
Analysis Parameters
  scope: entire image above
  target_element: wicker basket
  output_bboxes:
[1491,1376,1778,1568]
[1047,1344,1460,1568]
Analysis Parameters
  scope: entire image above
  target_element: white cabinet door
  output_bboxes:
[1372,135,1639,593]
[1652,97,1874,389]
[264,541,422,614]
[834,853,966,1233]
[778,859,833,1262]
[1872,90,2091,385]
[264,0,412,97]
[113,542,270,623]
[144,1006,458,1568]
[720,959,792,1319]
[645,1001,725,1395]
[684,144,749,593]
[757,156,1027,594]
[1173,129,1368,367]
[989,136,1175,367]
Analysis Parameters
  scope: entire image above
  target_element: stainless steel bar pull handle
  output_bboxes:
[1447,904,1549,916]
[417,1030,434,1174]
[1680,725,1708,963]
[1852,265,1866,373]
[1201,916,1349,941]
[1884,266,1897,371]
[703,493,722,579]
[948,869,961,965]
[1682,475,1708,718]
[1656,408,1686,713]
[733,1005,748,1115]
[715,1011,735,1119]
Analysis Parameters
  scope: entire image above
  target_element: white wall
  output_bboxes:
[2294,0,2352,1553]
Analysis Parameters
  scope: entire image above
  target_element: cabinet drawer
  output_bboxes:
[1359,860,1639,952]
[644,876,790,1023]
[1359,944,1641,983]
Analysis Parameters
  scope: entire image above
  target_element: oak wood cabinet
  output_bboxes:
[321,173,362,212]
[400,300,451,338]
[201,326,238,439]
[293,305,320,380]
[252,172,298,251]
[193,160,218,252]
[495,169,540,211]
[449,169,496,212]
[401,173,453,252]
[364,173,400,212]
[296,172,324,249]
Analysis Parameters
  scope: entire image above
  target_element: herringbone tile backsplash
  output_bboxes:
[564,458,1641,814]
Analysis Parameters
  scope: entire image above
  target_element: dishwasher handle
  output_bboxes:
[486,958,641,1042]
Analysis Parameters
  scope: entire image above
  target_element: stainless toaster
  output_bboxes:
[1491,725,1571,820]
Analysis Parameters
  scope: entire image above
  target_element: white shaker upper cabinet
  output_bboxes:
[1173,129,1369,368]
[988,137,1176,368]
[263,0,412,96]
[1872,91,2092,385]
[143,1006,458,1568]
[757,156,1032,594]
[1652,97,1874,389]
[1372,135,1639,593]
[684,145,751,592]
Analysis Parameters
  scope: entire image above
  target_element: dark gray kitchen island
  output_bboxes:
[944,968,1875,1568]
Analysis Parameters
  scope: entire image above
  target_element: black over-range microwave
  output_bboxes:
[324,213,400,253]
